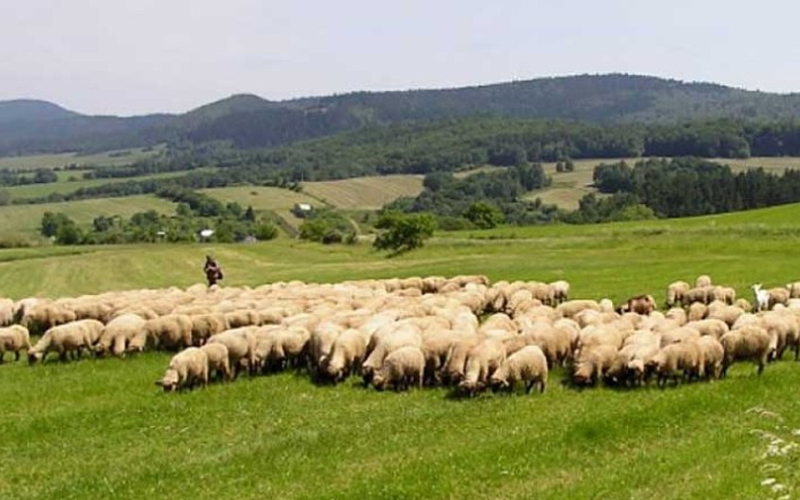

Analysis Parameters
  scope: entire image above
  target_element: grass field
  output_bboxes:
[301,175,424,209]
[0,195,175,241]
[6,168,217,200]
[0,145,165,171]
[2,198,800,499]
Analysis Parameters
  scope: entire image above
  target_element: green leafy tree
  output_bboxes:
[464,201,503,229]
[373,211,435,254]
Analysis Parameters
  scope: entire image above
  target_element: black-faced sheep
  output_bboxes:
[489,345,548,394]
[157,347,209,391]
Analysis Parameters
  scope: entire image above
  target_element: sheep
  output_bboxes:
[549,280,570,305]
[420,329,472,385]
[572,344,618,386]
[140,314,194,352]
[190,313,230,346]
[18,301,77,335]
[489,345,548,394]
[29,322,99,363]
[371,346,425,391]
[761,312,800,361]
[706,303,744,328]
[685,286,714,306]
[659,326,701,347]
[666,281,690,308]
[688,302,708,322]
[441,336,479,385]
[224,310,261,329]
[0,298,14,326]
[266,326,310,372]
[607,342,659,386]
[0,325,31,363]
[555,300,600,319]
[156,347,209,391]
[199,342,232,382]
[697,336,724,380]
[664,308,688,326]
[696,275,712,288]
[650,341,704,387]
[96,314,147,357]
[768,287,790,309]
[686,319,729,340]
[528,324,572,368]
[458,337,506,396]
[734,299,752,312]
[308,321,344,374]
[618,295,656,315]
[712,286,736,305]
[207,328,257,378]
[787,282,800,299]
[323,328,368,382]
[720,325,774,376]
[361,323,422,384]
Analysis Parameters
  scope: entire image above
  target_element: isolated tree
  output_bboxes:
[464,201,503,229]
[373,211,435,254]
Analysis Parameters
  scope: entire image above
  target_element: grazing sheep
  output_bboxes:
[441,337,479,385]
[706,303,744,328]
[686,319,729,340]
[665,308,688,326]
[685,286,714,306]
[666,281,690,308]
[96,314,147,357]
[688,302,708,322]
[555,300,600,319]
[29,321,99,363]
[619,295,656,315]
[787,282,800,299]
[712,286,736,305]
[549,280,570,305]
[224,310,261,329]
[572,345,618,386]
[207,328,257,378]
[0,298,14,326]
[0,325,31,363]
[309,321,344,373]
[650,341,704,387]
[156,347,209,392]
[199,342,232,381]
[458,338,506,396]
[141,314,194,352]
[267,326,310,372]
[371,346,425,391]
[323,328,368,382]
[361,323,422,384]
[190,313,230,346]
[697,336,724,380]
[720,325,774,376]
[19,301,77,335]
[696,275,712,288]
[489,345,548,394]
[768,287,790,309]
[734,299,752,312]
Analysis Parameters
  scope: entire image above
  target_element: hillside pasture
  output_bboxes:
[0,145,165,171]
[0,195,175,242]
[3,204,800,498]
[301,174,424,209]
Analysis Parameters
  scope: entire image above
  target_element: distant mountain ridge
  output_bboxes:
[4,74,800,155]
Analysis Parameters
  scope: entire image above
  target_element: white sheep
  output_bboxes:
[0,325,31,363]
[157,347,209,391]
[371,346,425,391]
[489,345,548,394]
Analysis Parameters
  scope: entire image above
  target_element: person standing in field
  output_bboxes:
[204,255,223,287]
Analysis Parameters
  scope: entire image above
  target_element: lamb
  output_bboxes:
[96,314,147,357]
[0,325,31,363]
[458,337,506,396]
[199,342,232,381]
[156,347,209,391]
[720,325,774,376]
[323,328,368,382]
[666,281,690,308]
[489,345,548,394]
[371,346,425,391]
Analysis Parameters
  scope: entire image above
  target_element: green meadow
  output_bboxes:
[2,190,800,499]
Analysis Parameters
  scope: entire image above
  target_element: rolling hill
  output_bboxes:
[6,74,800,155]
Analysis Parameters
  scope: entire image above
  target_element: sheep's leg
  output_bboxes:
[758,361,765,376]
[0,352,4,364]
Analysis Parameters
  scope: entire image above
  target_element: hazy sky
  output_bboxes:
[2,0,798,116]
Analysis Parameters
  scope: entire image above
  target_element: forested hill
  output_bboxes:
[5,74,800,155]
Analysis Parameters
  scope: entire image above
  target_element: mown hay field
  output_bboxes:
[2,204,800,498]
[301,174,424,209]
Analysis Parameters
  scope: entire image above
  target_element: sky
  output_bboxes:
[2,0,799,116]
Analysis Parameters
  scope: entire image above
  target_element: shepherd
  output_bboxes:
[203,255,223,287]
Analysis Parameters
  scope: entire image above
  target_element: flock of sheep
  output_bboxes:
[1,273,800,396]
